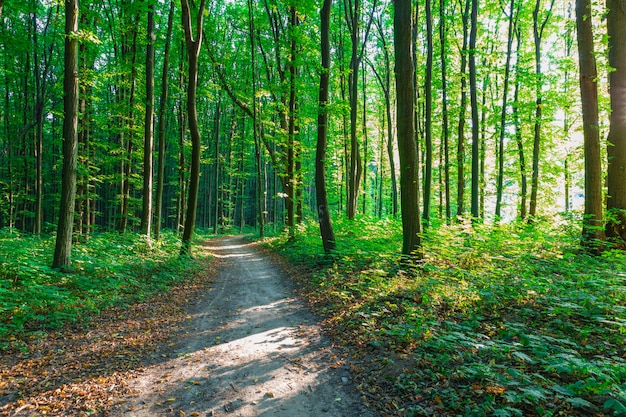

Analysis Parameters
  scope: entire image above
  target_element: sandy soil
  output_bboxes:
[110,236,374,417]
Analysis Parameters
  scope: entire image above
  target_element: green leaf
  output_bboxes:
[565,397,593,408]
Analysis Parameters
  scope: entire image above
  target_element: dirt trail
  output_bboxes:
[111,236,373,417]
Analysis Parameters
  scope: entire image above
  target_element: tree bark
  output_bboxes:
[53,0,79,270]
[247,0,264,238]
[457,0,470,218]
[180,0,206,256]
[141,1,155,237]
[154,0,174,240]
[495,0,517,221]
[394,0,422,257]
[439,0,450,223]
[606,0,626,243]
[529,0,555,219]
[575,0,604,247]
[469,0,479,219]
[316,0,337,253]
[423,0,433,226]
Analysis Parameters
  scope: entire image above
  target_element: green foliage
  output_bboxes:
[267,217,626,415]
[0,230,199,351]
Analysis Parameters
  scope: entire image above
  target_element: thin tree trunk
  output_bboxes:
[495,0,517,221]
[317,0,336,253]
[247,0,264,238]
[213,94,222,235]
[118,12,139,233]
[362,67,368,215]
[346,0,362,220]
[154,0,174,240]
[141,1,155,237]
[457,0,470,218]
[53,0,79,270]
[423,0,433,226]
[469,0,479,219]
[439,0,450,223]
[513,27,527,220]
[605,0,626,243]
[529,0,555,219]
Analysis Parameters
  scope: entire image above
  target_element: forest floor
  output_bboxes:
[0,236,374,417]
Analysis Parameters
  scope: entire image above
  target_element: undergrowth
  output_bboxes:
[266,216,626,416]
[0,230,201,351]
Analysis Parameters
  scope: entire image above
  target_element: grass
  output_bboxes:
[0,230,202,351]
[265,215,626,416]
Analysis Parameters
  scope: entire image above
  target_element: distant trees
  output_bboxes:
[1,0,626,259]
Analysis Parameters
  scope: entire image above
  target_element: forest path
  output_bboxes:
[111,235,373,417]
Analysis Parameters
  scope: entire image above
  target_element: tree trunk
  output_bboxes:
[495,0,517,221]
[247,0,264,238]
[316,0,337,253]
[53,0,79,270]
[513,27,527,220]
[117,12,139,233]
[439,0,450,223]
[529,0,555,219]
[140,1,155,237]
[180,0,207,256]
[154,0,174,240]
[345,0,364,220]
[423,0,433,226]
[605,0,626,243]
[575,0,604,247]
[394,0,421,257]
[469,0,479,219]
[457,0,470,218]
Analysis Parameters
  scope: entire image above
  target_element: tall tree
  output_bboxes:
[457,0,470,217]
[371,12,398,216]
[345,0,363,220]
[469,0,479,219]
[529,0,555,218]
[316,0,336,253]
[140,0,155,237]
[345,0,375,219]
[439,0,450,222]
[575,0,603,248]
[513,26,527,220]
[495,0,517,221]
[247,0,264,238]
[605,0,626,243]
[53,0,79,269]
[394,0,421,256]
[423,0,433,226]
[154,0,174,240]
[180,0,206,256]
